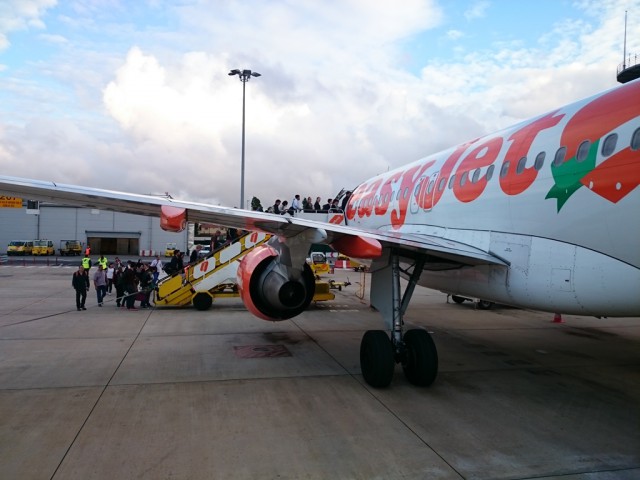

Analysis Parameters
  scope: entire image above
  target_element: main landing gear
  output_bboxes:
[360,253,438,388]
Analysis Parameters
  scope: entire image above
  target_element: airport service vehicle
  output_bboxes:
[1,78,639,389]
[165,242,177,257]
[32,239,55,256]
[7,240,33,256]
[59,240,82,256]
[308,252,330,276]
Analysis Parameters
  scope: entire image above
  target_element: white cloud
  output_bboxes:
[464,0,490,21]
[0,0,56,51]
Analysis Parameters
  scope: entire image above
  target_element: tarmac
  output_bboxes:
[0,263,639,480]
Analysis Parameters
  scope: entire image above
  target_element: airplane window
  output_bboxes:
[534,152,545,170]
[438,177,447,191]
[404,187,409,198]
[448,175,455,189]
[486,164,495,181]
[500,161,509,178]
[427,179,435,193]
[631,127,640,150]
[516,157,527,174]
[576,140,591,163]
[374,195,380,205]
[460,171,468,187]
[553,147,566,167]
[414,183,421,197]
[471,168,480,183]
[601,133,617,156]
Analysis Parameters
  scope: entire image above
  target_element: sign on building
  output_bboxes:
[0,196,22,208]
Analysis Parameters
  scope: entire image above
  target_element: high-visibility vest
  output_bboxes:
[98,257,108,269]
[82,257,91,269]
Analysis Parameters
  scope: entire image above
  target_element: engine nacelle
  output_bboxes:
[237,244,316,321]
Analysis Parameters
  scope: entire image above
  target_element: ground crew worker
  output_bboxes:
[81,254,92,273]
[97,254,108,269]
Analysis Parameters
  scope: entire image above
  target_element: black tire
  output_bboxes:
[402,329,438,387]
[451,295,465,304]
[192,292,213,311]
[477,300,493,310]
[360,330,395,388]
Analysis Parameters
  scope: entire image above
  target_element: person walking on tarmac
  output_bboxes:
[93,264,108,307]
[72,265,90,311]
[81,253,92,273]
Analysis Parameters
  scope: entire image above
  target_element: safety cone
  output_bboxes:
[552,313,563,323]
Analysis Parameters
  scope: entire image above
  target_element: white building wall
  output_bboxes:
[0,205,188,254]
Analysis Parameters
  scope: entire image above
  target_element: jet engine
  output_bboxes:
[237,244,316,321]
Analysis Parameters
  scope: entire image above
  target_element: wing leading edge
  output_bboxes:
[0,175,507,268]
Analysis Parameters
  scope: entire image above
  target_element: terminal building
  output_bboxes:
[0,202,189,256]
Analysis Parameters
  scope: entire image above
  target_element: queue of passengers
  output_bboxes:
[73,253,176,311]
[267,192,351,215]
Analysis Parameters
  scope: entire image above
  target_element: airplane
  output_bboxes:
[0,78,639,389]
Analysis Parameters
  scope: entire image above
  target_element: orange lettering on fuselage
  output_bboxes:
[420,141,477,210]
[357,179,382,218]
[375,172,401,217]
[391,163,428,229]
[499,111,564,195]
[453,137,503,203]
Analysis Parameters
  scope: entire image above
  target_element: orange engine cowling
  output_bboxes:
[237,244,316,321]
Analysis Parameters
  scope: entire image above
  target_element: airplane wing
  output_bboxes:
[0,175,507,268]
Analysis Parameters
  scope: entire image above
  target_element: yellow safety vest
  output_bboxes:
[98,257,108,268]
[82,257,91,269]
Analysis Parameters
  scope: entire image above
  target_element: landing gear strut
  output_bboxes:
[361,252,438,388]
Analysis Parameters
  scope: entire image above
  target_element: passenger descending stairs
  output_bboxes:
[155,232,271,310]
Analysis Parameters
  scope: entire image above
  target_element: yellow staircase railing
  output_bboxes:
[155,231,271,309]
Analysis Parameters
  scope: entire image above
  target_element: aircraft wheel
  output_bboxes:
[451,295,465,304]
[402,329,438,387]
[477,300,493,310]
[360,330,394,388]
[192,292,213,311]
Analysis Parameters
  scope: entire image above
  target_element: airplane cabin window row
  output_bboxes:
[352,126,639,211]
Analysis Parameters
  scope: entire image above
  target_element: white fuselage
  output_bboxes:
[345,80,640,316]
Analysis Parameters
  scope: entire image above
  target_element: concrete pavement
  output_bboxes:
[0,265,639,479]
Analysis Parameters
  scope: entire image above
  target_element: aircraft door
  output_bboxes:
[410,171,439,215]
[409,174,429,215]
[421,171,440,213]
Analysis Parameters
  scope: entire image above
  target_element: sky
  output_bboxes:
[0,0,638,208]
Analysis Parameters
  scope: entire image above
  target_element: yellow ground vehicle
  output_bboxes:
[165,242,177,257]
[59,240,82,256]
[32,239,55,255]
[7,240,33,256]
[308,252,330,276]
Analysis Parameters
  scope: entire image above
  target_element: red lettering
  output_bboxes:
[419,141,477,210]
[346,181,368,220]
[413,160,436,209]
[391,164,423,229]
[500,112,564,195]
[357,179,382,218]
[375,173,401,217]
[453,137,503,203]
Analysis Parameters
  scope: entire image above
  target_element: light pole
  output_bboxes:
[228,68,261,209]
